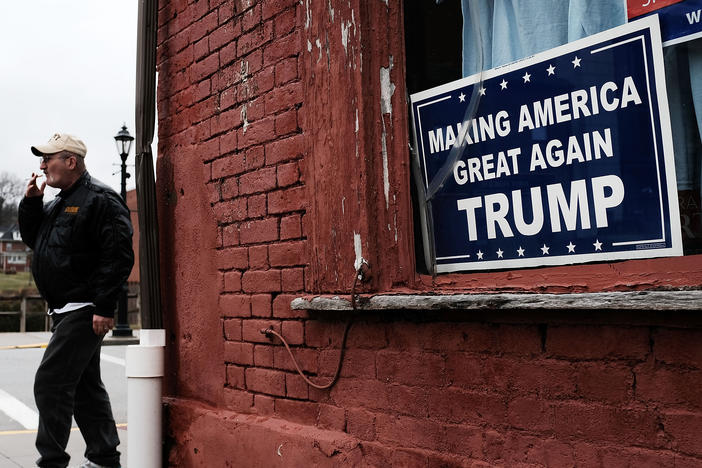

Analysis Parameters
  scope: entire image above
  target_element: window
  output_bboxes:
[405,0,702,276]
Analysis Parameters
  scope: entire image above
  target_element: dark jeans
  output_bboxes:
[34,306,120,468]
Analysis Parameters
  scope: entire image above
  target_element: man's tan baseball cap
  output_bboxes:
[31,133,87,157]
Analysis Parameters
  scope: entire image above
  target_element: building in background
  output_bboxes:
[0,224,31,274]
[154,1,702,466]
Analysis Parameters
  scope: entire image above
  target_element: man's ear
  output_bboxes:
[66,155,78,170]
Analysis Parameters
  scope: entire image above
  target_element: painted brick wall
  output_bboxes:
[156,0,702,466]
[165,310,702,466]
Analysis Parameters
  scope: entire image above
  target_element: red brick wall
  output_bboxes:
[156,0,702,466]
[165,310,702,466]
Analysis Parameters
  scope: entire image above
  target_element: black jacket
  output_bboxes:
[18,172,134,318]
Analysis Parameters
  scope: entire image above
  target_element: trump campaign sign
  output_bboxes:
[628,0,702,46]
[410,16,682,273]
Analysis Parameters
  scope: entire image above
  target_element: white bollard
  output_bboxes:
[126,329,165,468]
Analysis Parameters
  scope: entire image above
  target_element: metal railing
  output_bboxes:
[0,294,46,332]
[0,293,139,333]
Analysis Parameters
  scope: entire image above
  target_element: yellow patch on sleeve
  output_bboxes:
[64,206,80,214]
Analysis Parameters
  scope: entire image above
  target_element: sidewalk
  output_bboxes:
[0,425,128,468]
[0,332,135,467]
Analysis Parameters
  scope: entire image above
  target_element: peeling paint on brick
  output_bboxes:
[381,127,389,209]
[241,103,249,134]
[316,38,322,63]
[379,56,395,117]
[379,56,395,209]
[240,60,250,82]
[353,232,365,271]
[328,0,335,22]
[305,0,311,30]
[341,21,351,55]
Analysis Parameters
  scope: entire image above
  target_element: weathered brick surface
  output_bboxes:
[247,193,267,218]
[278,215,302,240]
[318,403,346,431]
[247,245,268,270]
[224,342,253,365]
[241,269,281,293]
[253,344,274,367]
[219,294,251,318]
[159,1,702,466]
[285,372,309,399]
[253,393,274,415]
[280,320,304,345]
[222,317,241,339]
[274,346,318,374]
[281,267,304,291]
[215,246,248,270]
[240,218,278,245]
[272,293,308,318]
[264,133,304,165]
[223,270,242,292]
[346,408,376,441]
[274,398,318,426]
[245,367,285,396]
[250,293,272,317]
[547,325,650,360]
[268,241,306,266]
[268,186,306,214]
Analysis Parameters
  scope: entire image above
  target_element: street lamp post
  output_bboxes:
[113,124,135,337]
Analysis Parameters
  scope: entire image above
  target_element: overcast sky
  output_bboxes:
[0,1,140,199]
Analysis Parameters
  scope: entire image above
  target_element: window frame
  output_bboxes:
[300,0,702,297]
[400,0,702,294]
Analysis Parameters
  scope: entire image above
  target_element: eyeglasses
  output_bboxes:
[40,154,69,164]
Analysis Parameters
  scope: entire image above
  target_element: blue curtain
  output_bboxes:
[460,0,627,75]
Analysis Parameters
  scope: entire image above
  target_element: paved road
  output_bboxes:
[0,332,132,467]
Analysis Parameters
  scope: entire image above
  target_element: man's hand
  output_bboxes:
[26,173,46,198]
[93,315,115,336]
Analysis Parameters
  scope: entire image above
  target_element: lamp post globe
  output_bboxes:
[112,123,134,337]
[114,124,134,199]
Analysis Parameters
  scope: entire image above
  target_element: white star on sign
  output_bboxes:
[496,248,504,258]
[572,56,581,68]
[547,64,556,76]
[517,246,525,257]
[593,239,603,251]
[478,87,486,96]
[541,244,550,255]
[500,79,508,90]
[522,72,531,83]
[476,250,484,260]
[567,242,576,253]
[458,92,466,102]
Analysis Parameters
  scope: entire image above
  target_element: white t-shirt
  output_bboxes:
[49,302,95,315]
